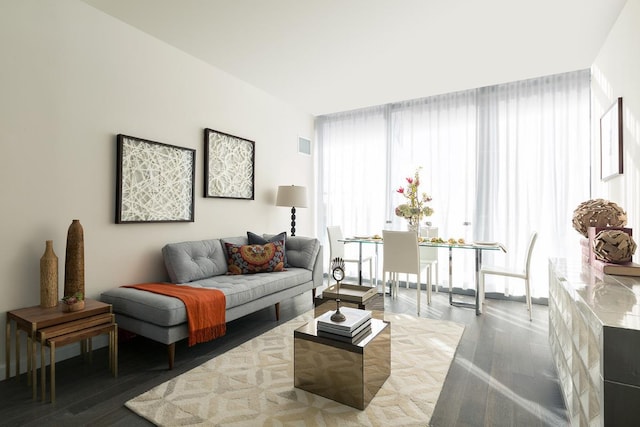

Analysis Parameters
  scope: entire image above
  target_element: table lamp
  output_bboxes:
[276,185,307,236]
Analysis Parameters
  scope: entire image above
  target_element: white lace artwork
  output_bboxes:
[120,137,194,222]
[206,130,254,199]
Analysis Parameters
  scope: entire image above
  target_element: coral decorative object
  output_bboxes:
[40,240,58,308]
[593,230,637,263]
[64,219,85,298]
[572,199,627,237]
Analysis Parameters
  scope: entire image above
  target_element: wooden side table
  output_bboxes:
[5,298,112,400]
[39,313,117,403]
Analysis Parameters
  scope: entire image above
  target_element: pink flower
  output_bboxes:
[395,167,433,222]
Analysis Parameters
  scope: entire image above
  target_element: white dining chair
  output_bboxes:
[420,226,439,297]
[326,226,374,286]
[382,230,423,314]
[479,232,538,320]
[402,227,438,304]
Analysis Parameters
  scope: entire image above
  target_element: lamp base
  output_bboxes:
[330,299,346,322]
[290,206,296,236]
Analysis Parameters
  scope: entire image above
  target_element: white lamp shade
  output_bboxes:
[276,185,308,208]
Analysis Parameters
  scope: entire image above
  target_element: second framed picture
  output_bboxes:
[600,97,623,181]
[204,128,255,199]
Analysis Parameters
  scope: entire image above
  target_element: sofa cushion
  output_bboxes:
[162,239,228,284]
[225,241,285,274]
[247,231,288,266]
[283,236,321,271]
[220,236,248,258]
[101,268,312,327]
[189,268,312,309]
[101,286,188,327]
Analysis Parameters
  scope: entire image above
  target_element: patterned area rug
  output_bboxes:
[126,311,464,426]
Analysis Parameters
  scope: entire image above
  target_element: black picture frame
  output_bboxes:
[204,128,255,199]
[600,97,623,181]
[116,134,195,223]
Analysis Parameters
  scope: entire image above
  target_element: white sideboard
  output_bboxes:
[548,258,640,426]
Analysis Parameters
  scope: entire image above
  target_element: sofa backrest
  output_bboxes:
[276,235,320,271]
[162,239,229,284]
[162,235,321,285]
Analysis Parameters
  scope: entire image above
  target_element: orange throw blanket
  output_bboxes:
[124,283,226,346]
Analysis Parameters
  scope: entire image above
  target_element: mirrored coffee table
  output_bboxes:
[293,317,390,409]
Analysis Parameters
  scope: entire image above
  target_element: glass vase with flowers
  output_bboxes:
[395,167,434,233]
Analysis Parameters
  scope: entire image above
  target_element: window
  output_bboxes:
[317,69,591,298]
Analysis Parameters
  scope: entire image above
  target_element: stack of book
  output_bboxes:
[316,306,372,344]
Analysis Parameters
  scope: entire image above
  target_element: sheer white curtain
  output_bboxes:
[475,71,591,298]
[316,69,591,298]
[316,106,388,279]
[389,91,478,288]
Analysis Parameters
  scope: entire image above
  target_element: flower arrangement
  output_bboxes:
[395,167,433,228]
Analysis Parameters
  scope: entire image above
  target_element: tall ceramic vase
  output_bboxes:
[40,240,58,308]
[64,219,84,298]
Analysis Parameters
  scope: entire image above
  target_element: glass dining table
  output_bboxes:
[340,237,506,315]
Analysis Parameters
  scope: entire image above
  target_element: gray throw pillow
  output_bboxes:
[247,231,288,267]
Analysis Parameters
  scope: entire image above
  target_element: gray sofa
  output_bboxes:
[101,234,322,368]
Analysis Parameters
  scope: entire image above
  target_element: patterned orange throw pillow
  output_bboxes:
[225,241,285,274]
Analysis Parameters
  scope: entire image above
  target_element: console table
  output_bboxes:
[548,258,640,426]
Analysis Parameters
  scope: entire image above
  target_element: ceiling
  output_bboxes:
[81,0,627,116]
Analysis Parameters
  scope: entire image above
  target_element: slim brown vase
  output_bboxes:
[64,219,85,298]
[40,240,58,308]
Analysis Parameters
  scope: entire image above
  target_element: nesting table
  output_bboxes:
[5,298,117,402]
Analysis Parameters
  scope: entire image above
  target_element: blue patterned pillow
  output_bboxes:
[225,241,285,275]
[247,231,288,267]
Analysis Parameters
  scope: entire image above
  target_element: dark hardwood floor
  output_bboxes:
[0,287,568,426]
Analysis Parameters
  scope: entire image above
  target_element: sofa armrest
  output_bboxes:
[262,234,323,289]
[274,236,316,269]
[312,244,324,289]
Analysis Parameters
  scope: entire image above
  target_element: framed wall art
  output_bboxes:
[116,134,195,223]
[600,97,623,181]
[204,128,255,199]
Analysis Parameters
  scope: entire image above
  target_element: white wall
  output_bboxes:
[591,0,640,255]
[0,0,314,377]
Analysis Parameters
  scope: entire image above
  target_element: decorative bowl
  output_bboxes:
[63,300,85,312]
